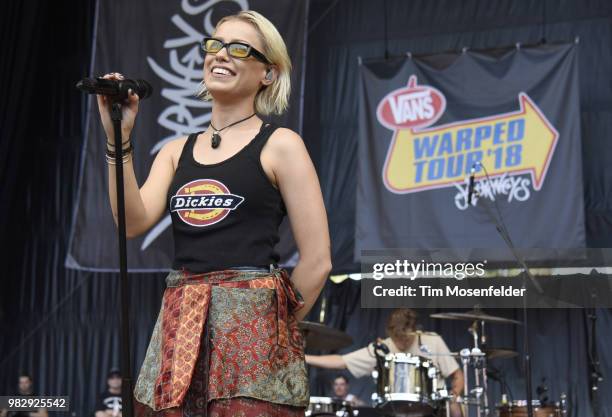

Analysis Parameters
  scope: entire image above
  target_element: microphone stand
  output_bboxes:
[587,308,603,417]
[110,101,134,417]
[469,166,543,417]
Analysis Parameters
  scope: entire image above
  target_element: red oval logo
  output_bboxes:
[376,75,446,131]
[170,179,245,227]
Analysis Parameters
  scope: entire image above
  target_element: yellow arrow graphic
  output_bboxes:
[383,93,559,194]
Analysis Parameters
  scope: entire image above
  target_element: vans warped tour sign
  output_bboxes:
[355,44,585,261]
[66,0,306,272]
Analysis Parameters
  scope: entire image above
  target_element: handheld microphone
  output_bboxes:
[76,77,153,101]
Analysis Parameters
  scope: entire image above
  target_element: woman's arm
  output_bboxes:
[267,128,332,321]
[96,73,179,238]
[106,140,178,238]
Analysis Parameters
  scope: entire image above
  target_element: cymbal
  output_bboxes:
[299,321,353,350]
[484,348,519,360]
[430,310,522,324]
[426,348,517,359]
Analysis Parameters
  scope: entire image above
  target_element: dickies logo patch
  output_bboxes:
[170,179,244,227]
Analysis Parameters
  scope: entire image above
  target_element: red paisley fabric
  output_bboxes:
[133,268,308,417]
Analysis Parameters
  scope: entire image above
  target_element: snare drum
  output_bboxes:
[380,353,435,403]
[305,396,353,417]
[377,353,437,416]
[497,400,560,417]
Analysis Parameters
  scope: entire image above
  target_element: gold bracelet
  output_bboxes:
[106,143,134,157]
[106,142,132,153]
[106,152,133,165]
[106,137,131,147]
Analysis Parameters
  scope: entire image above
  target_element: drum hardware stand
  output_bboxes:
[417,330,424,353]
[535,378,548,405]
[487,365,510,402]
[587,307,604,417]
[370,369,381,407]
[471,351,487,417]
[318,293,327,323]
[469,321,490,417]
[559,393,568,417]
[468,163,543,417]
[371,341,390,407]
[416,339,455,417]
[460,321,490,417]
[460,349,471,416]
[459,346,490,417]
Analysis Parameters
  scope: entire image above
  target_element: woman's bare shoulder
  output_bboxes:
[267,127,305,154]
[163,136,190,153]
[156,136,190,167]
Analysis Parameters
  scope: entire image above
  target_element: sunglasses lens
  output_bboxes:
[228,43,250,58]
[204,39,222,53]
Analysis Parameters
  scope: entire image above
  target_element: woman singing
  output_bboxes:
[96,10,331,417]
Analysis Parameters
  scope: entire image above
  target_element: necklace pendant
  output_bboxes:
[211,132,221,149]
[208,113,256,149]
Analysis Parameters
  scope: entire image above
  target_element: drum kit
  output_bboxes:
[301,309,568,417]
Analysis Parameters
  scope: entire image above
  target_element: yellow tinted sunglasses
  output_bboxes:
[202,37,270,64]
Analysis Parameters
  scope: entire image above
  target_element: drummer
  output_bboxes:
[305,308,464,417]
[331,375,366,407]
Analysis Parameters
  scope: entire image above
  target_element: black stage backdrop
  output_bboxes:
[1,1,612,417]
[304,0,612,272]
[356,44,585,257]
[67,0,307,272]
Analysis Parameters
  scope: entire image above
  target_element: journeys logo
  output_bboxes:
[170,179,244,227]
[376,75,559,210]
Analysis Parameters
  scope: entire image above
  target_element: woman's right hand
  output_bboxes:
[95,72,140,143]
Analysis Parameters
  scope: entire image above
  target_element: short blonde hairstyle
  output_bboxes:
[198,10,292,115]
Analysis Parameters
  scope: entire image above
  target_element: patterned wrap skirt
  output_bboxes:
[133,267,309,417]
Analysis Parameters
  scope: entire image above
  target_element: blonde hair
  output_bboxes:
[197,10,292,115]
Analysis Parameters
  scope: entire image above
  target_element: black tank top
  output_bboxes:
[168,123,286,273]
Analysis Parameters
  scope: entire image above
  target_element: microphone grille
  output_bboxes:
[134,79,153,99]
